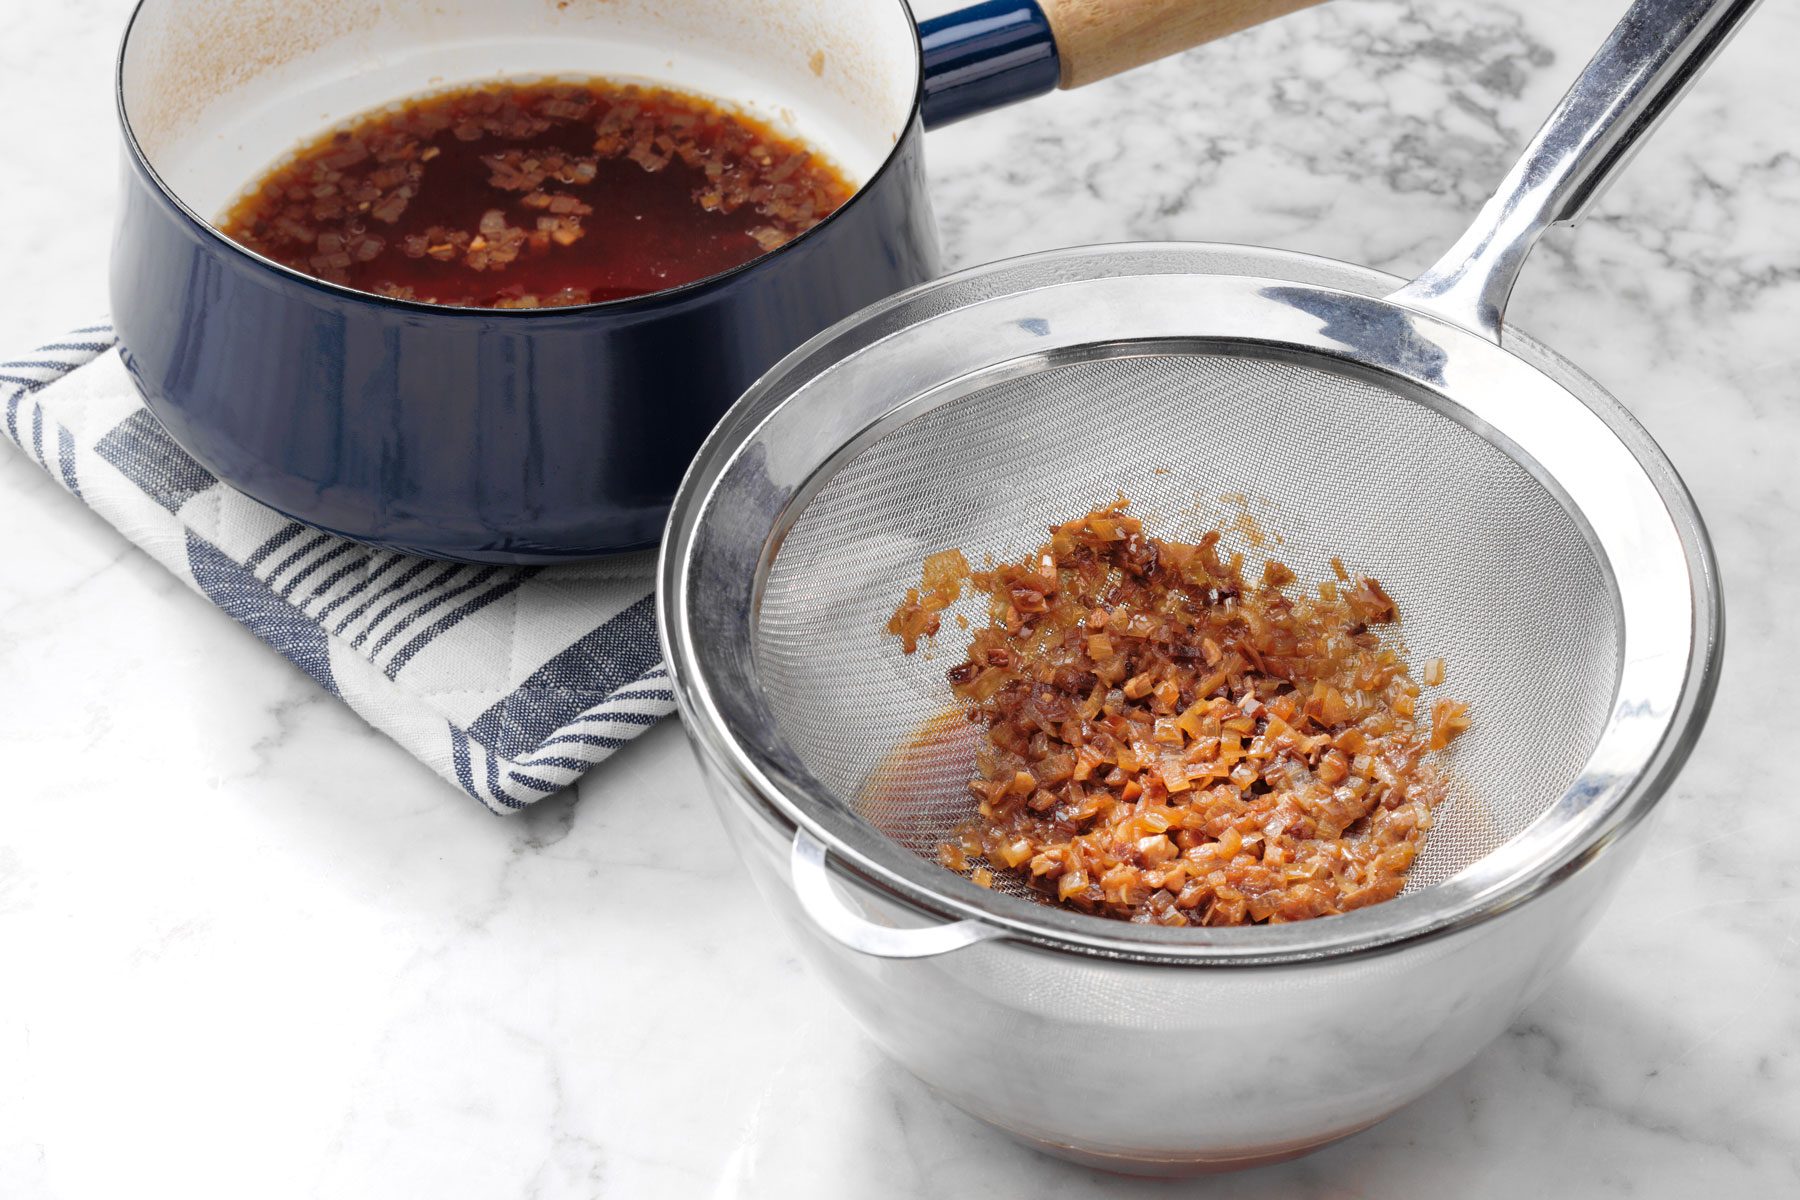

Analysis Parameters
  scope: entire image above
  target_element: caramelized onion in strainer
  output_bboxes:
[889,500,1468,926]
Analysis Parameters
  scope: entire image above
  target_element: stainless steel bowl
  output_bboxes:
[659,0,1745,1173]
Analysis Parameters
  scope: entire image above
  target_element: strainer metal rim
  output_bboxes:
[659,241,1724,966]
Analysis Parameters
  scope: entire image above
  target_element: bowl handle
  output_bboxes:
[790,829,1003,959]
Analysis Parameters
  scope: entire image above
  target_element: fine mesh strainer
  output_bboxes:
[761,351,1622,902]
[663,0,1743,975]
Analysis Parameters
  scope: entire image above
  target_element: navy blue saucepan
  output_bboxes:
[112,0,1318,562]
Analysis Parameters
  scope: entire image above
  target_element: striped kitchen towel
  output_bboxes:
[0,323,674,812]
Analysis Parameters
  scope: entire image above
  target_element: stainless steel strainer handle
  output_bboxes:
[791,830,1004,958]
[1391,0,1760,343]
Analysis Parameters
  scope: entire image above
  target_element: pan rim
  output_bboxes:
[113,0,930,319]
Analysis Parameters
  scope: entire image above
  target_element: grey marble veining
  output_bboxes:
[2,0,1798,1196]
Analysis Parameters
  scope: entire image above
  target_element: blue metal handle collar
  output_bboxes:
[918,0,1061,128]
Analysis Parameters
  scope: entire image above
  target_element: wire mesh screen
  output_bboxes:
[754,350,1621,906]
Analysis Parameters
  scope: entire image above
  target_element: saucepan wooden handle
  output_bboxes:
[1040,0,1328,88]
[919,0,1327,126]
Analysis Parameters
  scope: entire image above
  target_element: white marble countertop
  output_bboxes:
[3,1,1797,1195]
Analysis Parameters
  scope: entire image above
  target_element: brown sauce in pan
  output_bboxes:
[217,78,856,308]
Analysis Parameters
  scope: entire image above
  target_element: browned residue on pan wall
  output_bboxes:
[124,0,381,154]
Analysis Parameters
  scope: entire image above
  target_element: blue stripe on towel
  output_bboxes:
[596,686,676,704]
[279,542,356,599]
[383,572,535,679]
[186,532,337,695]
[514,755,594,772]
[297,552,371,609]
[313,553,404,623]
[347,563,466,649]
[93,410,218,513]
[575,710,662,729]
[331,559,437,636]
[483,741,525,810]
[368,567,503,658]
[536,732,633,751]
[57,425,79,497]
[451,725,478,800]
[466,595,660,759]
[244,522,306,571]
[262,532,333,586]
